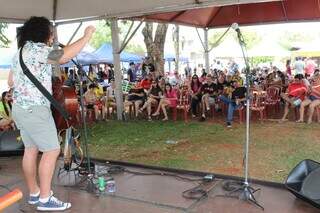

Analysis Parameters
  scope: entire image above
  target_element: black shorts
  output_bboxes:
[86,104,94,109]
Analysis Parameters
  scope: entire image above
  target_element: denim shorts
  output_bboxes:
[309,95,319,101]
[12,104,60,152]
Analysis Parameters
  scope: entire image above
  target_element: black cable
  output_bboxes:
[222,180,244,191]
[105,165,204,182]
[182,184,208,199]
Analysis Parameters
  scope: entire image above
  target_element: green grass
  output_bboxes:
[86,120,320,183]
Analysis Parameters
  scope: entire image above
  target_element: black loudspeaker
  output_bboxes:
[0,130,24,156]
[285,159,320,209]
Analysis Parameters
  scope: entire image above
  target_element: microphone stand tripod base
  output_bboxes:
[226,182,264,210]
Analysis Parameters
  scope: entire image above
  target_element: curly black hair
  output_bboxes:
[17,16,52,48]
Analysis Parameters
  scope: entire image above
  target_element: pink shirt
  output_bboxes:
[165,89,178,107]
[305,59,316,75]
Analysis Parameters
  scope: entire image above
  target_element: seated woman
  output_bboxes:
[297,75,320,124]
[127,85,146,118]
[190,75,202,118]
[281,74,308,122]
[139,80,162,121]
[152,84,178,121]
[0,91,15,130]
[84,84,101,120]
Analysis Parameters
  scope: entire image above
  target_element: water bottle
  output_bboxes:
[293,98,302,107]
[98,177,106,193]
[106,178,116,194]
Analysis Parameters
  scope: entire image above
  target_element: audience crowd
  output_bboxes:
[1,56,320,131]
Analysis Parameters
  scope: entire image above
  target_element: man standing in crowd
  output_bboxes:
[127,61,137,83]
[294,57,305,76]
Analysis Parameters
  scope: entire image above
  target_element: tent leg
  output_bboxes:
[111,18,124,121]
[204,28,210,73]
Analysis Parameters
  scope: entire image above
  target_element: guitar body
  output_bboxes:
[52,77,83,170]
[52,77,79,130]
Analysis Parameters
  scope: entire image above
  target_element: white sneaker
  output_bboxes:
[37,196,71,211]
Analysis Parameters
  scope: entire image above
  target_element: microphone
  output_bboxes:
[231,23,240,32]
[48,42,65,62]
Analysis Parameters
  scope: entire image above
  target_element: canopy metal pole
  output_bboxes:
[119,20,144,53]
[174,24,180,72]
[111,18,124,120]
[204,28,210,73]
[66,22,83,45]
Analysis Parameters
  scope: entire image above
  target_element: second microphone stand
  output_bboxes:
[69,58,96,192]
[225,27,264,210]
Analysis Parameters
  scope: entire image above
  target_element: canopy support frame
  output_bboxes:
[119,20,144,53]
[111,18,124,120]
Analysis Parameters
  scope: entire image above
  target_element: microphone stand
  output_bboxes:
[68,58,95,193]
[225,26,264,210]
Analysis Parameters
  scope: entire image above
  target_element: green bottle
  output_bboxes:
[98,177,105,192]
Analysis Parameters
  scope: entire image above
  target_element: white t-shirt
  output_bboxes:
[294,60,305,75]
[107,86,115,98]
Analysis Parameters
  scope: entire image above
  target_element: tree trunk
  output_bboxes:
[142,22,168,77]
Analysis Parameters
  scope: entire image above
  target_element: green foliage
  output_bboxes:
[250,56,274,66]
[209,29,261,50]
[209,29,229,47]
[237,30,262,50]
[0,23,10,47]
[89,20,112,49]
[125,43,145,55]
[278,31,315,50]
[90,20,143,53]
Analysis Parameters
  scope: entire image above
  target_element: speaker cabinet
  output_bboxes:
[285,159,320,209]
[0,130,24,156]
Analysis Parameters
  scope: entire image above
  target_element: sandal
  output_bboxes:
[152,112,160,116]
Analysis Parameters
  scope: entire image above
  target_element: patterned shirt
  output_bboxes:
[12,41,53,109]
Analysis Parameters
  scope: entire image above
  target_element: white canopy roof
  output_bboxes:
[0,0,279,23]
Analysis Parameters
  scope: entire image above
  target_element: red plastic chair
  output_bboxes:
[172,91,190,122]
[250,92,266,122]
[265,86,281,117]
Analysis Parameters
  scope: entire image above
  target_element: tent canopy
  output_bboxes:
[0,0,278,23]
[136,0,320,28]
[93,43,142,64]
[61,51,99,67]
[164,53,189,62]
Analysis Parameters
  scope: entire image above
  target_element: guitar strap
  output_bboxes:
[19,45,70,121]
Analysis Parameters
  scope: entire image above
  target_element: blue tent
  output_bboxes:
[0,48,16,69]
[93,43,142,64]
[164,53,189,62]
[61,51,99,67]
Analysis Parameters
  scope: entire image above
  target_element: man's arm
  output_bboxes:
[57,26,95,64]
[7,70,13,88]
